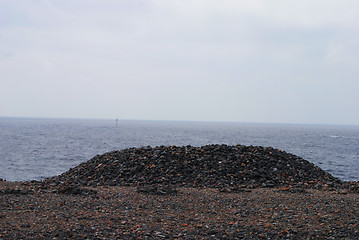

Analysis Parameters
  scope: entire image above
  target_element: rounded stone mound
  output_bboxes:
[45,144,342,190]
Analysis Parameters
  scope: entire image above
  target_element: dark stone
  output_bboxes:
[0,188,29,195]
[137,184,178,195]
[41,144,349,192]
[57,186,97,195]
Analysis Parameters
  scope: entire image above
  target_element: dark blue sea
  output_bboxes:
[1,118,358,182]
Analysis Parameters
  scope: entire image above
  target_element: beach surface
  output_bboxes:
[1,181,358,239]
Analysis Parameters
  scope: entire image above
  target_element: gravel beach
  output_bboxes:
[1,144,358,239]
[0,181,358,239]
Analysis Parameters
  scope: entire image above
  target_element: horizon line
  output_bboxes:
[1,115,358,127]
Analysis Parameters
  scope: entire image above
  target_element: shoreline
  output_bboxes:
[1,144,358,238]
[1,181,358,239]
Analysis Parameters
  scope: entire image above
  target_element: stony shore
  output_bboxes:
[42,144,358,193]
[1,182,358,239]
[1,144,358,239]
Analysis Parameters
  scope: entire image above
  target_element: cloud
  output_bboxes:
[1,0,359,124]
[325,41,359,67]
[0,50,13,59]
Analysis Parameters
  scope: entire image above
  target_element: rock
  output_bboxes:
[0,188,30,195]
[137,184,178,195]
[57,185,97,195]
[42,144,347,191]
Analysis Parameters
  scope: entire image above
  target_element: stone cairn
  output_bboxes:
[43,144,347,194]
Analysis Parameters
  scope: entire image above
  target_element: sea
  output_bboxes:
[0,117,358,182]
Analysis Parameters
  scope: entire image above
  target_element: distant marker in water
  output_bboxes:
[116,118,118,127]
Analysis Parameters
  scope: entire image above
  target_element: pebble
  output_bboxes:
[40,144,351,193]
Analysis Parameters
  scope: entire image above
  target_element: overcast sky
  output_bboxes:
[1,0,359,125]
